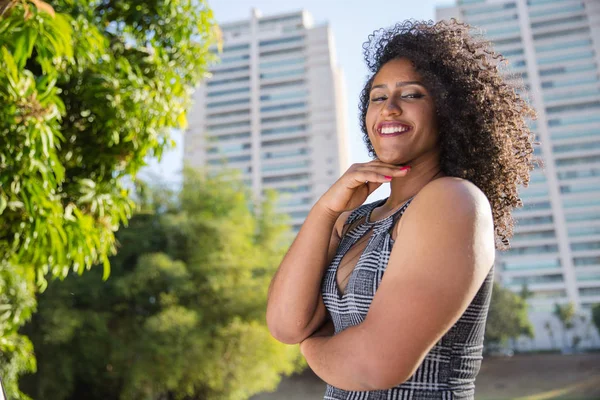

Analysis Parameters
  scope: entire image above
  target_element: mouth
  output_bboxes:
[376,122,412,137]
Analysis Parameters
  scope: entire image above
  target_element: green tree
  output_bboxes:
[21,169,303,400]
[553,302,576,351]
[590,303,600,346]
[544,321,556,350]
[485,282,534,350]
[0,1,218,398]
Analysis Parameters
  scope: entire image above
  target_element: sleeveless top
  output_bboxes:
[320,197,494,400]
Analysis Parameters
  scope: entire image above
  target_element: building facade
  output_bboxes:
[184,9,349,231]
[437,0,600,350]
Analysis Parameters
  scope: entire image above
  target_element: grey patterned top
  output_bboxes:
[320,198,494,400]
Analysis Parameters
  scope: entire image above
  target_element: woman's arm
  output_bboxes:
[267,161,410,344]
[266,203,346,344]
[299,178,496,390]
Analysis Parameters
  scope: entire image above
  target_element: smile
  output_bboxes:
[376,123,411,137]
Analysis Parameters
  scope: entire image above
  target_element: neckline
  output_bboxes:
[364,197,413,225]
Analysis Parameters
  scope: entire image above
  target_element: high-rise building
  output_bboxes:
[437,0,600,350]
[184,9,349,231]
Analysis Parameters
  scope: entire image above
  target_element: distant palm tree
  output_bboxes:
[544,321,556,350]
[553,303,576,351]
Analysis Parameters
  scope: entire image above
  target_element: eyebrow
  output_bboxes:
[370,81,425,91]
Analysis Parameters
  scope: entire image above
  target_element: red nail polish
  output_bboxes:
[399,166,411,171]
[385,175,392,180]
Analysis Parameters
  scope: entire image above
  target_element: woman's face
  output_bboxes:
[365,58,439,166]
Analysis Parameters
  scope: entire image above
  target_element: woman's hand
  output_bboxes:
[317,160,411,215]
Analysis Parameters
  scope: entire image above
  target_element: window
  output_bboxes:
[463,2,516,16]
[551,128,600,141]
[533,27,589,40]
[555,155,600,167]
[531,289,566,299]
[207,155,251,165]
[548,114,600,128]
[576,271,600,282]
[516,215,554,226]
[259,36,304,47]
[555,140,600,153]
[207,143,251,154]
[262,137,308,148]
[263,173,310,184]
[544,88,600,102]
[546,100,600,114]
[260,79,304,90]
[222,43,250,52]
[207,132,251,142]
[261,113,306,124]
[543,76,600,90]
[262,148,309,159]
[206,120,250,131]
[564,182,600,198]
[512,230,556,240]
[571,241,600,251]
[563,197,600,209]
[569,226,600,238]
[261,125,306,136]
[538,50,595,66]
[260,47,304,58]
[535,38,591,53]
[579,287,600,296]
[539,63,596,77]
[207,87,250,98]
[219,54,250,64]
[262,160,310,172]
[502,258,560,271]
[260,101,306,113]
[261,90,307,102]
[566,212,600,223]
[206,109,250,120]
[207,76,250,87]
[531,15,586,29]
[260,57,304,70]
[260,68,305,80]
[274,185,311,194]
[557,167,600,180]
[506,274,563,285]
[207,98,250,109]
[212,66,250,76]
[505,244,559,256]
[519,201,551,211]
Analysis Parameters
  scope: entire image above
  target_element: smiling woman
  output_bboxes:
[266,19,536,400]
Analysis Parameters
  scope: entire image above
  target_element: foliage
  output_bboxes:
[0,0,218,398]
[21,169,303,400]
[553,302,576,349]
[592,303,600,337]
[485,282,534,347]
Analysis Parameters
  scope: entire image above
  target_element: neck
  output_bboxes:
[384,153,445,211]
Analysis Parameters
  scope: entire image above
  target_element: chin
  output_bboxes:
[375,153,406,166]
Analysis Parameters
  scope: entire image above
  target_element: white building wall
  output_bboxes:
[437,0,600,351]
[184,9,349,231]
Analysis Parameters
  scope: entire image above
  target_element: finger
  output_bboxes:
[358,165,411,178]
[348,171,393,187]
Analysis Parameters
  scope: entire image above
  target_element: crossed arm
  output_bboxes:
[298,178,496,391]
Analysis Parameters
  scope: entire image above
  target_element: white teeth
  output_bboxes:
[381,126,409,134]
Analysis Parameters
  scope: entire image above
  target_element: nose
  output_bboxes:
[381,96,402,116]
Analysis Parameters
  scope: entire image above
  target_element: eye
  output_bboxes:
[402,93,425,99]
[370,96,387,102]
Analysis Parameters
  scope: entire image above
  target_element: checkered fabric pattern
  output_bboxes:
[321,198,494,400]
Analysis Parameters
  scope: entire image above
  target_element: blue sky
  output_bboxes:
[144,0,455,199]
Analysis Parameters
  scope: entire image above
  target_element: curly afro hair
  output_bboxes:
[359,19,536,250]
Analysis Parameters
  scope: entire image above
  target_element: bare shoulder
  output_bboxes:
[407,177,492,221]
[397,177,494,254]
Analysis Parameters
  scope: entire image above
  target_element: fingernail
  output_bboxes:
[399,166,411,171]
[385,176,392,180]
